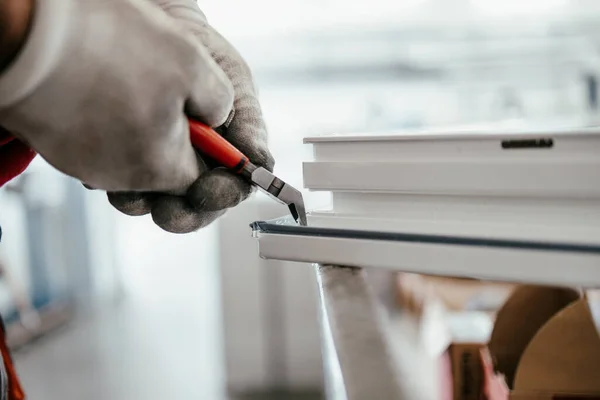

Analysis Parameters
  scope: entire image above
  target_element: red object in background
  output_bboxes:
[481,347,509,400]
[0,128,30,398]
[439,350,454,400]
[0,321,25,399]
[0,128,36,187]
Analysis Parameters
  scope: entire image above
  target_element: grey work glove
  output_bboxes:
[107,0,274,233]
[0,0,233,193]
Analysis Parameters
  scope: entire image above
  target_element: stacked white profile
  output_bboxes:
[255,124,600,286]
[304,124,600,244]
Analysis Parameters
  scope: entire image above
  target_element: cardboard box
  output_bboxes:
[488,285,581,389]
[398,280,600,400]
[484,287,600,400]
[448,285,600,400]
[509,298,600,398]
[449,343,486,400]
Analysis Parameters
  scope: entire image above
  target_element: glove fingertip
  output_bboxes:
[187,169,251,212]
[225,132,274,172]
[241,145,274,172]
[151,195,225,234]
[185,57,234,128]
[261,151,275,173]
[107,192,153,216]
[151,196,200,234]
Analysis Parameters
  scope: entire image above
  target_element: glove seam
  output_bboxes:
[223,108,235,128]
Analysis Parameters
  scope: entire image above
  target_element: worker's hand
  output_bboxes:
[0,0,233,193]
[107,1,274,233]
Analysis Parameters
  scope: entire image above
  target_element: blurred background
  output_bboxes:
[2,0,600,398]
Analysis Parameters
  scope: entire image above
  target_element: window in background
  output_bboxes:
[200,0,600,181]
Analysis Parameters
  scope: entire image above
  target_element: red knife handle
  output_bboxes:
[188,119,249,173]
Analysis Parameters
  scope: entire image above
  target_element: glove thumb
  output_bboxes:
[184,42,234,127]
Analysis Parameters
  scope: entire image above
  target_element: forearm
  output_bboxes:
[0,0,34,73]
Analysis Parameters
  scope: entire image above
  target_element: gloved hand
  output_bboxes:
[0,0,233,193]
[107,0,274,233]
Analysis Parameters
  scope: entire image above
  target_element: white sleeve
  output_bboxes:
[0,0,73,107]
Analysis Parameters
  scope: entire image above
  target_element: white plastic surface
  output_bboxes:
[304,193,600,246]
[219,194,324,391]
[254,125,600,286]
[255,231,600,287]
[302,124,600,244]
[303,123,600,144]
[303,126,600,196]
